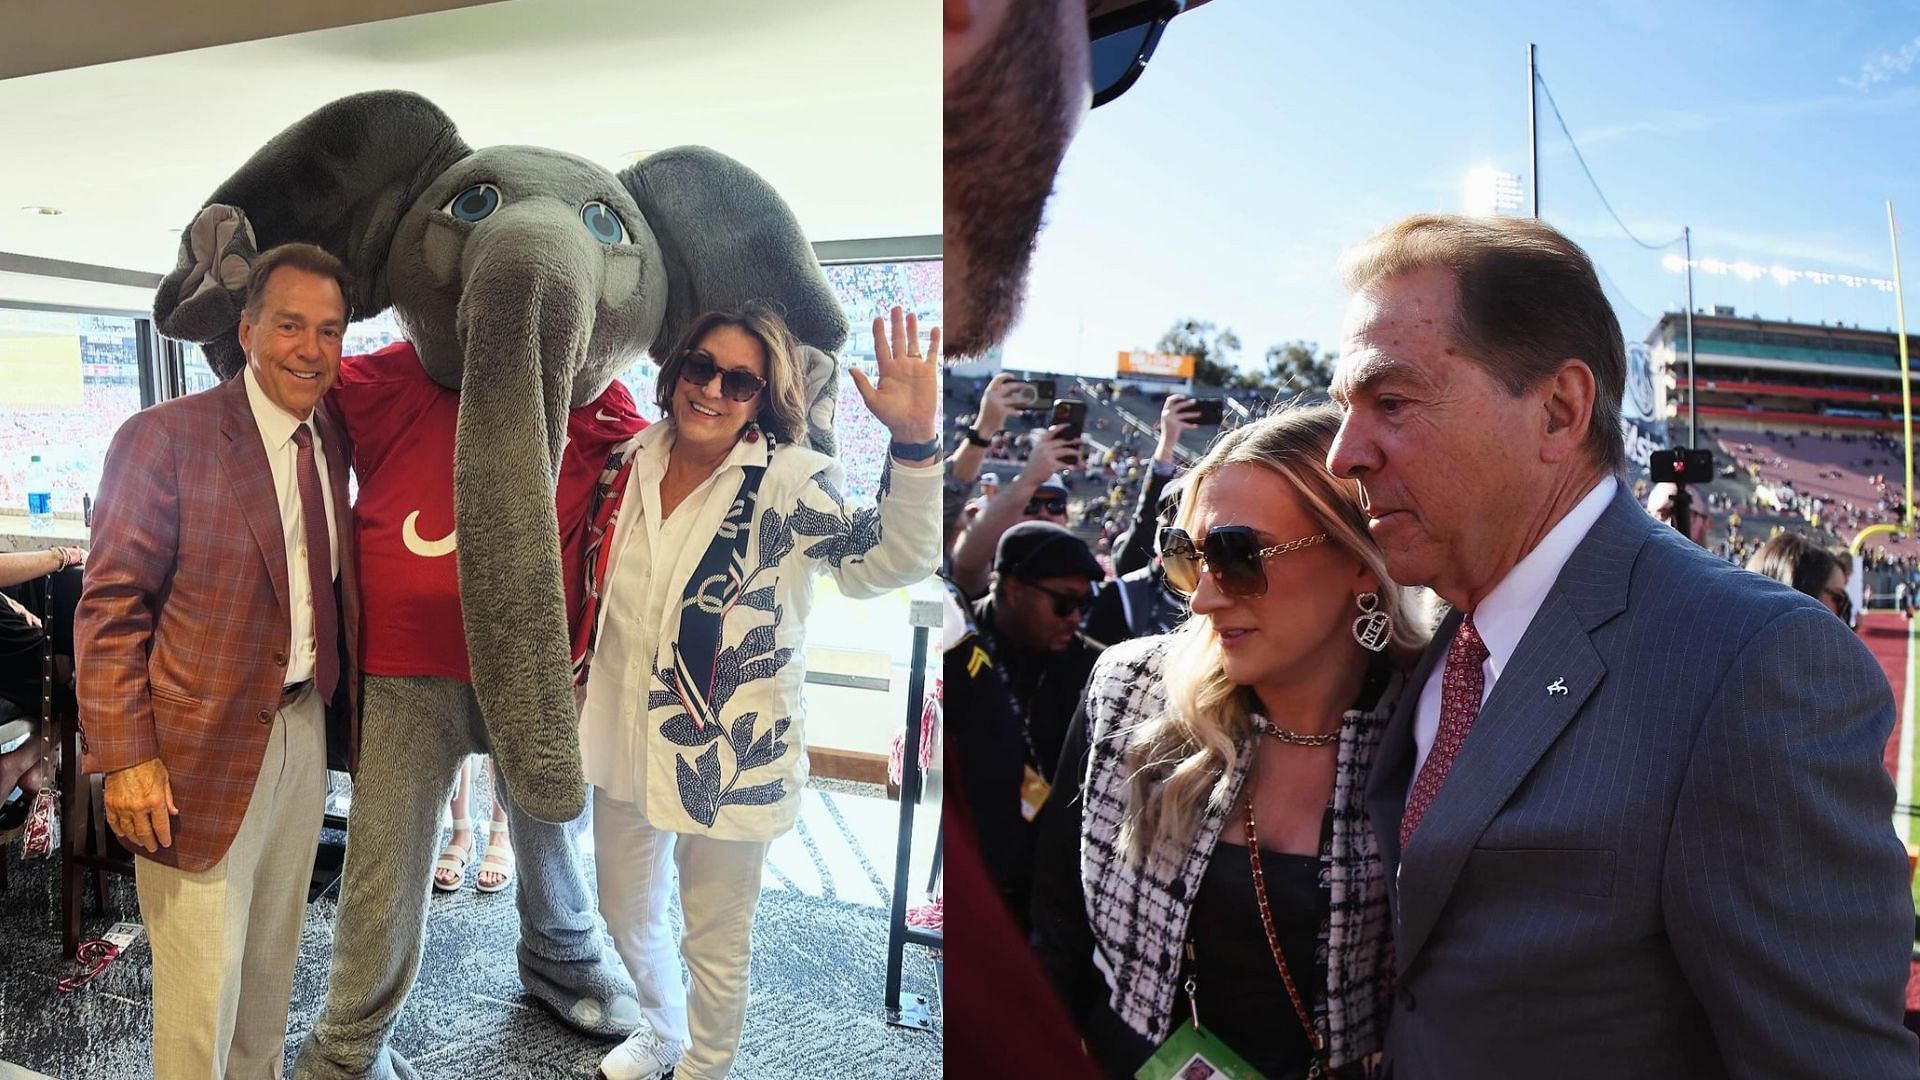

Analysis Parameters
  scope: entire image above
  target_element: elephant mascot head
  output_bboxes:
[153,90,848,823]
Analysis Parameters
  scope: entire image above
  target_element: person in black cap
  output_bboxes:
[945,520,1104,927]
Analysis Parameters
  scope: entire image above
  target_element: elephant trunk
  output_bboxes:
[450,216,601,823]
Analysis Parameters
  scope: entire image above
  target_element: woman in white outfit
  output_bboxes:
[580,302,941,1079]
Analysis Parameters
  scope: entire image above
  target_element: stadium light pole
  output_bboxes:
[1889,200,1914,533]
[1685,226,1697,450]
[1528,43,1539,219]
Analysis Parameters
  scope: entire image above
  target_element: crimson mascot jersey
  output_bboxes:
[329,342,647,681]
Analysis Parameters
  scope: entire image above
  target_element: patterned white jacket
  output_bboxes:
[578,421,939,841]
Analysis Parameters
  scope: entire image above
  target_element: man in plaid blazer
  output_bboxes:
[78,243,361,1079]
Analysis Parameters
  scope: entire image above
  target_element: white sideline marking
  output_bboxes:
[1899,617,1916,845]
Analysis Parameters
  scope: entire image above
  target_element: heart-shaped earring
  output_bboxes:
[1352,591,1392,652]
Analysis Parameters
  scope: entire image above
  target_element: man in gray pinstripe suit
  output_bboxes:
[1326,214,1918,1077]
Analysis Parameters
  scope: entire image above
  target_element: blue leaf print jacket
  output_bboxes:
[577,421,940,840]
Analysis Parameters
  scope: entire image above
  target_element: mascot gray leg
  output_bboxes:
[486,711,643,1036]
[294,676,472,1080]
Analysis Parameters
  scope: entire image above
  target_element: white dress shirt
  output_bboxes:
[579,427,752,804]
[242,367,339,687]
[1410,476,1616,781]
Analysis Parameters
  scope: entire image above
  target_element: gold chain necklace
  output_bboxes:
[1259,726,1338,747]
[1244,805,1328,1078]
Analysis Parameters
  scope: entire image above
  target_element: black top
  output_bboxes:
[947,591,1101,932]
[1039,810,1334,1080]
[0,605,41,718]
[973,597,1101,781]
[1188,838,1329,1079]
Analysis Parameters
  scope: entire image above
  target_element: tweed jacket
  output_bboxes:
[77,374,361,872]
[1071,635,1398,1069]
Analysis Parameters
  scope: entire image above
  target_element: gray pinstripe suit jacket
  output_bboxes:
[1370,484,1919,1078]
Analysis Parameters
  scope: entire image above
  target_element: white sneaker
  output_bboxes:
[598,1025,674,1080]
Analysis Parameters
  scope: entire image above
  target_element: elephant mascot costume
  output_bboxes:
[153,90,848,1079]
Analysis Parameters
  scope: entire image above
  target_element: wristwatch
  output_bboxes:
[963,426,992,447]
[890,435,942,462]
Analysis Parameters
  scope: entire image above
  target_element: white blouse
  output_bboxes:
[579,437,730,803]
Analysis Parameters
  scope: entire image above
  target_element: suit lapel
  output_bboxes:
[1392,595,1604,974]
[219,375,291,623]
[1391,484,1650,976]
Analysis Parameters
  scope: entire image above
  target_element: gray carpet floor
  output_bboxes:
[0,784,941,1079]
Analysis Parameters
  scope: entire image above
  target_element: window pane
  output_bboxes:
[823,260,942,507]
[182,341,220,395]
[343,310,408,357]
[0,309,144,519]
[803,259,942,771]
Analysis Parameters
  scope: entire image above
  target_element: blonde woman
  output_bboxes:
[1033,403,1429,1079]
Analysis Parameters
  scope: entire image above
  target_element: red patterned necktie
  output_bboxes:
[291,425,339,702]
[1400,614,1489,849]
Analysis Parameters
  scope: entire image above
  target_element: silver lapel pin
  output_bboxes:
[1546,677,1568,696]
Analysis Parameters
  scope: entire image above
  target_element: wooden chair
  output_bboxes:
[32,567,134,958]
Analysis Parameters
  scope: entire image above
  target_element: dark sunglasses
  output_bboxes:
[1025,580,1096,619]
[1026,496,1069,517]
[1090,0,1187,108]
[1158,525,1328,599]
[1823,587,1853,623]
[680,350,767,403]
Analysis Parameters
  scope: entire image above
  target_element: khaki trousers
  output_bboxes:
[134,687,326,1080]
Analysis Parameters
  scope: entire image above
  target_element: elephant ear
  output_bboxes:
[152,90,471,378]
[794,343,839,456]
[619,147,848,359]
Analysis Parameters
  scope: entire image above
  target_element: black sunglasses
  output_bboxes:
[680,350,767,403]
[1823,587,1853,623]
[1090,0,1186,109]
[1025,580,1096,619]
[1026,496,1069,517]
[1158,525,1328,599]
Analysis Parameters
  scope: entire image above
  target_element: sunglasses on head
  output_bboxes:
[1024,580,1096,619]
[1026,496,1068,517]
[1157,525,1328,599]
[679,350,767,403]
[1090,0,1187,108]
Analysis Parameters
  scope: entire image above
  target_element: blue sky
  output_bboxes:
[999,0,1920,378]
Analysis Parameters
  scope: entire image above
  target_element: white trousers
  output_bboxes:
[134,688,326,1080]
[592,786,770,1080]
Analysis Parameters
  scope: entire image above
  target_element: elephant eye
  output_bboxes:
[444,184,501,223]
[581,201,628,245]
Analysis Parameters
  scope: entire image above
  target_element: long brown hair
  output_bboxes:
[655,301,810,446]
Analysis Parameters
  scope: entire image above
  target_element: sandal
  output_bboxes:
[433,818,475,892]
[475,820,514,893]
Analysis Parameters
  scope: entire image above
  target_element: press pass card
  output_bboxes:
[103,921,144,952]
[1135,1020,1268,1080]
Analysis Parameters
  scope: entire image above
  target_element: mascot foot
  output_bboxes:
[519,947,642,1038]
[292,1035,422,1080]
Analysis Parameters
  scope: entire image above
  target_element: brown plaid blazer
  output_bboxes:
[77,374,361,872]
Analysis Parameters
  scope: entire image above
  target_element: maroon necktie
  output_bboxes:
[1400,614,1489,849]
[291,425,339,702]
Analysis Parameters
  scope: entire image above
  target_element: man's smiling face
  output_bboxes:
[238,265,347,419]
